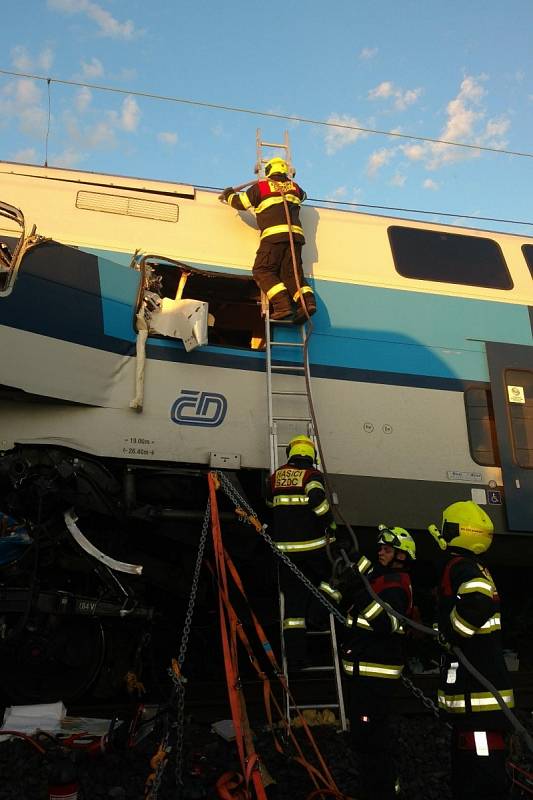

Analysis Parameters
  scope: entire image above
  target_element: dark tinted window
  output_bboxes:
[465,388,500,467]
[389,226,513,289]
[506,369,533,469]
[522,244,533,279]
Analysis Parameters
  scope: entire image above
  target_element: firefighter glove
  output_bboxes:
[219,187,234,203]
[437,631,452,652]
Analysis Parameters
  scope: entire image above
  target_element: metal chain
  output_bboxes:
[401,673,450,727]
[146,735,171,800]
[148,501,211,800]
[217,472,448,717]
[172,498,211,794]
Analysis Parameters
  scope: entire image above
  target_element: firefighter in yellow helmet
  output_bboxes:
[326,524,415,800]
[429,501,513,800]
[265,435,335,668]
[219,157,316,323]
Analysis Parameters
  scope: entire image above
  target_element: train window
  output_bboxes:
[465,388,500,467]
[389,226,513,290]
[522,244,533,278]
[505,369,533,468]
[136,256,264,351]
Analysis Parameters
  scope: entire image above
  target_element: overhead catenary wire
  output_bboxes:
[2,67,532,229]
[204,183,533,230]
[2,67,533,161]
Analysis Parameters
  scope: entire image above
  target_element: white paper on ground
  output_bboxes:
[1,701,66,735]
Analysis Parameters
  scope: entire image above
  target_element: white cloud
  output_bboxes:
[38,47,54,71]
[119,95,140,132]
[426,74,509,169]
[52,146,85,167]
[395,88,422,111]
[399,75,510,173]
[325,114,368,155]
[86,119,116,147]
[11,46,32,71]
[81,57,104,79]
[47,0,138,39]
[12,147,37,163]
[369,81,422,110]
[75,87,92,112]
[369,81,394,100]
[11,45,54,72]
[390,172,406,187]
[402,143,425,161]
[423,178,439,190]
[58,92,142,162]
[157,131,178,145]
[367,147,395,176]
[0,78,48,138]
[325,186,347,202]
[360,47,378,60]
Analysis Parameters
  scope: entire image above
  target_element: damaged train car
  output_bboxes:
[0,160,532,701]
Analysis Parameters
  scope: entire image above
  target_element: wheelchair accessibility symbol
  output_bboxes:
[170,389,228,427]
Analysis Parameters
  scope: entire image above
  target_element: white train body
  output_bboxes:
[1,160,532,533]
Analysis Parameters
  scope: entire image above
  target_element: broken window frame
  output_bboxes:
[131,252,264,352]
[0,201,50,298]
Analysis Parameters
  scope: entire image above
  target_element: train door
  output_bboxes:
[486,342,533,532]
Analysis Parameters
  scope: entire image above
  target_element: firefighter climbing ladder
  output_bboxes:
[257,129,346,730]
[264,304,347,731]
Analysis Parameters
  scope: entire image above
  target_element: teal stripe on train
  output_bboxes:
[93,251,533,382]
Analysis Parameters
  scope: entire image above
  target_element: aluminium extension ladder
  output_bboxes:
[263,297,347,731]
[255,128,294,178]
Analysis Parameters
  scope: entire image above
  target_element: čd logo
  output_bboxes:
[170,389,227,427]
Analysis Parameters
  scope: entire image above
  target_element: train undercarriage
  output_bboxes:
[0,443,269,704]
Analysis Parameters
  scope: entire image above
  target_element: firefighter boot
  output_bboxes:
[294,293,317,324]
[270,292,294,321]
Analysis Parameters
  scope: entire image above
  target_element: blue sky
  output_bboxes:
[1,1,533,233]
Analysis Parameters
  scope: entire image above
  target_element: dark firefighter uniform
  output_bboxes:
[330,526,415,800]
[266,436,334,667]
[430,501,514,800]
[220,158,316,320]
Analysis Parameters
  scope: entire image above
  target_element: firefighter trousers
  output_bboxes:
[278,547,331,667]
[350,675,399,800]
[450,727,509,800]
[253,241,313,308]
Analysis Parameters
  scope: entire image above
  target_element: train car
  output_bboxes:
[0,159,532,701]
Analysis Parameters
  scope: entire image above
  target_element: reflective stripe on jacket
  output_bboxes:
[266,456,333,546]
[227,179,306,244]
[340,562,413,680]
[438,553,514,725]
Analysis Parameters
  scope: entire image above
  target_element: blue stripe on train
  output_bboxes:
[1,242,530,391]
[96,253,533,384]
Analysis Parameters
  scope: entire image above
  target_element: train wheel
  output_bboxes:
[0,613,105,703]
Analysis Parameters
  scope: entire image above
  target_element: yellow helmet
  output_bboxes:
[265,157,289,178]
[287,434,315,461]
[377,524,416,560]
[441,501,494,554]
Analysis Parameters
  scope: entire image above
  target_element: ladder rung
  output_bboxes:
[273,415,311,422]
[289,704,340,710]
[305,630,331,636]
[271,341,304,348]
[260,140,288,149]
[272,390,308,396]
[271,365,305,372]
[300,665,335,673]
